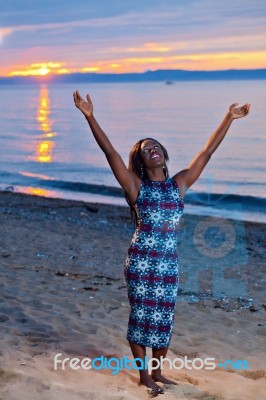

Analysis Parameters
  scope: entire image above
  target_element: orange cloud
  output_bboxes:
[125,42,171,53]
[82,67,100,72]
[77,50,266,72]
[101,50,266,72]
[8,62,74,77]
[3,50,266,77]
[9,63,54,77]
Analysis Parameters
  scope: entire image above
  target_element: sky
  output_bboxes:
[0,0,266,77]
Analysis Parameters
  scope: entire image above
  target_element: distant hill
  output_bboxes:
[0,68,266,85]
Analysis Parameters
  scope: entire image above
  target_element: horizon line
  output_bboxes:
[1,67,266,78]
[0,68,266,83]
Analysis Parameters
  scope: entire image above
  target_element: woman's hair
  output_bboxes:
[125,137,169,226]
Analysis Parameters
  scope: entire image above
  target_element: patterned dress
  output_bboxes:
[124,177,184,349]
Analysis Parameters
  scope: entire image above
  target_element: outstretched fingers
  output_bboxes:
[76,90,82,101]
[229,102,251,118]
[240,103,251,116]
[73,90,86,109]
[73,90,82,101]
[230,102,239,110]
[73,90,78,103]
[243,103,251,112]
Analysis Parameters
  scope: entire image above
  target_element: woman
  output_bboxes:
[73,90,250,396]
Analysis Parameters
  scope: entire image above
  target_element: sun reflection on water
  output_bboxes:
[19,186,55,197]
[36,85,56,162]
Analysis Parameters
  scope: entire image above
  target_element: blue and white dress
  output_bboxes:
[124,177,184,349]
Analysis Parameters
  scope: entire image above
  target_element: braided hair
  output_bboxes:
[125,138,169,226]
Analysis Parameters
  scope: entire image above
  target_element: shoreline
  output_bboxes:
[1,186,266,224]
[0,190,265,305]
[0,190,265,399]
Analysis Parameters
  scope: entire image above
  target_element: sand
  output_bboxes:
[0,191,265,400]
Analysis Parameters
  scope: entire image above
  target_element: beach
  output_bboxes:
[0,191,265,400]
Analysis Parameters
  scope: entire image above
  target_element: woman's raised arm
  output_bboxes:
[173,103,251,198]
[73,90,140,201]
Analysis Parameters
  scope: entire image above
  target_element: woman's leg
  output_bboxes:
[129,341,164,392]
[151,347,177,384]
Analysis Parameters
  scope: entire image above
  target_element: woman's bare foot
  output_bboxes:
[139,374,164,395]
[151,372,177,385]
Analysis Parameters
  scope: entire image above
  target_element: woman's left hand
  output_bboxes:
[229,103,251,119]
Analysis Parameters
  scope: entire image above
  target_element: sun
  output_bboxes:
[8,62,57,77]
[39,66,50,76]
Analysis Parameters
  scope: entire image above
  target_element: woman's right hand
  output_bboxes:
[73,90,93,118]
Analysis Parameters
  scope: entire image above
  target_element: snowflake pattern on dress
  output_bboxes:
[124,177,184,349]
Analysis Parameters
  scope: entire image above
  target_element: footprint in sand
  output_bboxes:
[179,373,199,386]
[0,370,21,387]
[165,383,223,400]
[238,370,265,380]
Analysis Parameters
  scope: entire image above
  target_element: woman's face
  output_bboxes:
[140,139,165,168]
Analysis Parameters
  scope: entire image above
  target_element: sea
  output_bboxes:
[0,80,265,223]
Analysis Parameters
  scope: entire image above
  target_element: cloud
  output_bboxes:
[0,0,266,74]
[2,8,266,50]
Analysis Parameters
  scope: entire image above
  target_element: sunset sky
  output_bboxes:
[1,0,266,77]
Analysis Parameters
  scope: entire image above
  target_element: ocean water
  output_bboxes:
[0,80,265,222]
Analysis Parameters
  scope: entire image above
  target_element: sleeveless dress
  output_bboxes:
[124,177,184,349]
